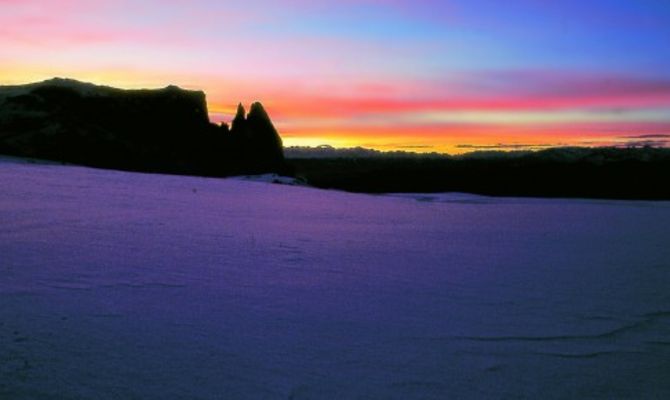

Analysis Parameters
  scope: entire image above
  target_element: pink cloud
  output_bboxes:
[242,71,670,121]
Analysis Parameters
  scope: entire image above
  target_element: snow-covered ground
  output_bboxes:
[1,156,670,399]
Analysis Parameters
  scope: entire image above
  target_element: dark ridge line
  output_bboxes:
[641,311,670,318]
[532,350,646,359]
[453,319,657,342]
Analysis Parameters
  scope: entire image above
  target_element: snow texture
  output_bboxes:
[1,156,670,399]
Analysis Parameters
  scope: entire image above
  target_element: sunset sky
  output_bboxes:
[1,0,670,153]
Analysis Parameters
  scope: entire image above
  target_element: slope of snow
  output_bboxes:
[234,173,306,186]
[1,157,670,399]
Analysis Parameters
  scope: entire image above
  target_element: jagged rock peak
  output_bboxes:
[248,102,271,121]
[230,102,247,134]
[234,103,246,120]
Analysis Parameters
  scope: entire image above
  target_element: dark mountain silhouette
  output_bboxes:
[0,78,288,176]
[2,78,668,199]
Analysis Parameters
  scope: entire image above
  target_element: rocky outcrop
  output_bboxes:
[0,78,287,176]
[229,102,284,173]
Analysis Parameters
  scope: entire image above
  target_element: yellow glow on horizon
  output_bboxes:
[0,65,212,91]
[280,130,628,155]
[282,136,364,149]
[283,134,475,154]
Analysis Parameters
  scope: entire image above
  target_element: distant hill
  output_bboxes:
[288,146,670,199]
[285,145,450,159]
[0,78,287,176]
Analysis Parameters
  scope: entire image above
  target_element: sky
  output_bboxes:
[1,0,670,153]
